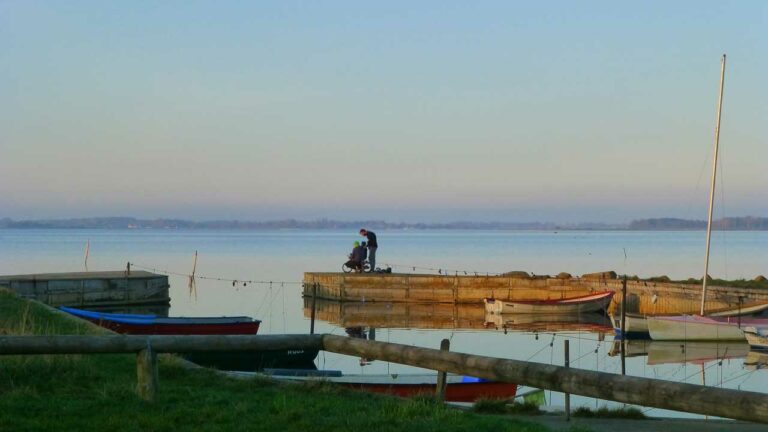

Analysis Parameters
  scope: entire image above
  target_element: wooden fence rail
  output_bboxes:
[322,334,768,424]
[2,333,767,423]
[0,334,323,355]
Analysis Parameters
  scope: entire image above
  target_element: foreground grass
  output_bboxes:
[0,290,548,432]
[573,406,646,420]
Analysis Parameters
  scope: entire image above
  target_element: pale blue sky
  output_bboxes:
[1,1,765,223]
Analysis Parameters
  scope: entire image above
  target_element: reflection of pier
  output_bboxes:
[304,299,488,330]
[304,298,614,333]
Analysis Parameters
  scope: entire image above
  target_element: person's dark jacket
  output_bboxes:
[351,245,366,262]
[365,231,378,248]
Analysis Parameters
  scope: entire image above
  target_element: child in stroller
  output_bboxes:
[343,241,370,273]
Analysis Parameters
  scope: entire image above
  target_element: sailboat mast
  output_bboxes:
[700,54,727,316]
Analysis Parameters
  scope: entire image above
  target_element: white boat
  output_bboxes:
[647,315,768,341]
[483,290,614,314]
[610,312,649,338]
[743,327,768,350]
[612,302,768,339]
[646,55,758,342]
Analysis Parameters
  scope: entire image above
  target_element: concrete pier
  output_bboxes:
[303,271,768,316]
[0,271,170,308]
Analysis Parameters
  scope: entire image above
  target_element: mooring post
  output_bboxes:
[435,338,450,400]
[621,275,627,375]
[136,341,158,402]
[564,339,570,421]
[310,282,318,335]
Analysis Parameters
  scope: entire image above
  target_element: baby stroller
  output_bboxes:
[342,259,371,273]
[342,240,371,273]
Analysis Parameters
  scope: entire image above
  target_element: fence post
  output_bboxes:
[435,339,450,400]
[564,339,570,421]
[310,283,318,335]
[136,342,158,402]
[621,275,627,375]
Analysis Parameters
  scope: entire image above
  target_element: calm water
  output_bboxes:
[1,229,766,418]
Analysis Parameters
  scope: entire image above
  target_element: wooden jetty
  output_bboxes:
[0,271,170,308]
[303,271,768,316]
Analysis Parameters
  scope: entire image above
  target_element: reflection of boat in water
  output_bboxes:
[233,370,518,402]
[484,291,614,314]
[484,312,612,333]
[608,338,749,365]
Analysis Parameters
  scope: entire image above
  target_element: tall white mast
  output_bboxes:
[700,54,727,316]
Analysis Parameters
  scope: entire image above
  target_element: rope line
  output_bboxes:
[130,262,303,286]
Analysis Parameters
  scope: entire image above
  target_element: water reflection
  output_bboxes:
[304,299,487,330]
[484,312,612,334]
[305,298,616,335]
[608,339,750,365]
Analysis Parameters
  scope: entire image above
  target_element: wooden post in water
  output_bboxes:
[564,339,570,421]
[435,339,450,400]
[136,343,158,402]
[310,283,318,335]
[620,275,627,375]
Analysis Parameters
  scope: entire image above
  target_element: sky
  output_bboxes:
[0,1,766,223]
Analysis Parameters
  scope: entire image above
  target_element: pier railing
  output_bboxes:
[2,334,767,423]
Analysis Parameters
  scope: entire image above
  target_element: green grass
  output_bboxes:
[0,289,548,432]
[572,406,646,419]
[473,399,542,415]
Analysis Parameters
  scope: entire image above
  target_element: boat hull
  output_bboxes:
[743,327,768,350]
[646,315,768,341]
[183,349,319,372]
[610,313,650,339]
[267,373,518,403]
[485,291,614,314]
[60,306,261,335]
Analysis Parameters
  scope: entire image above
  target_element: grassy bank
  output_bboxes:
[0,290,549,432]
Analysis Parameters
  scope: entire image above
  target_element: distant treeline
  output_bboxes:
[627,217,768,231]
[0,216,766,230]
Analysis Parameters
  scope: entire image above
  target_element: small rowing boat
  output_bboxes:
[61,306,316,371]
[484,291,614,314]
[60,306,261,335]
[230,370,518,402]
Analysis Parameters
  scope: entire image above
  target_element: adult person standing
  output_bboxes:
[359,228,378,270]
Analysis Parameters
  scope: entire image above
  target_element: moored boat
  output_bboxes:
[60,306,261,335]
[484,291,614,314]
[610,302,768,339]
[60,306,313,371]
[646,315,768,341]
[242,370,518,402]
[743,327,768,350]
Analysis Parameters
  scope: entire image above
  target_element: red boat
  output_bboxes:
[59,306,260,335]
[260,371,518,402]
